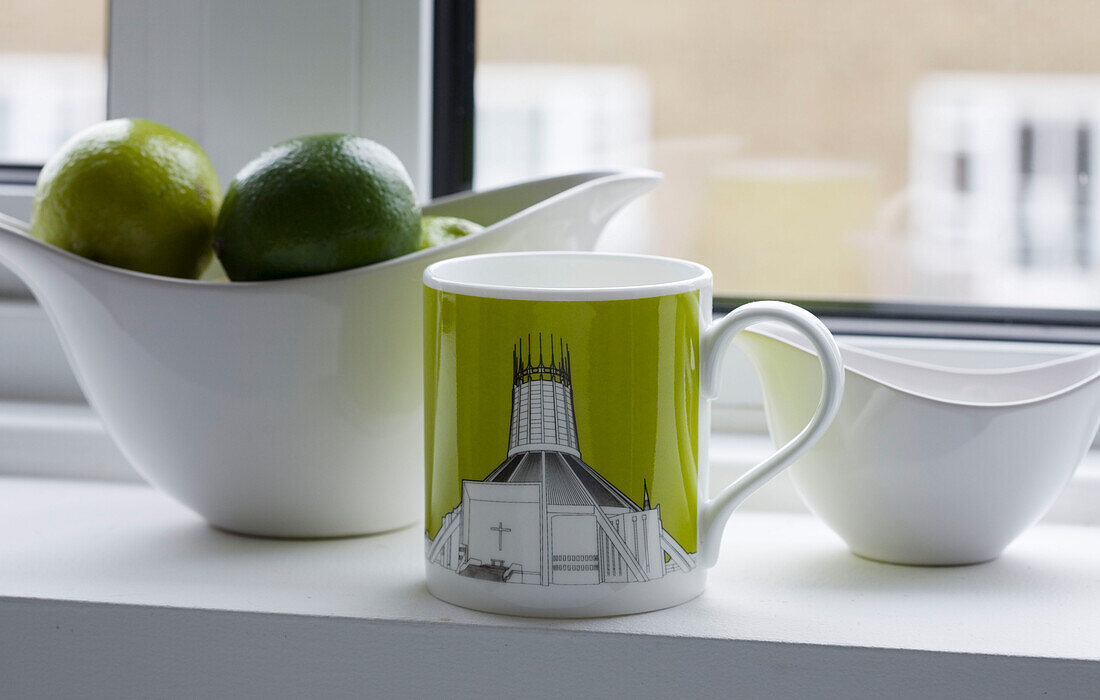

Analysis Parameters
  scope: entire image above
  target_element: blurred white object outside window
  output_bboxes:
[910,74,1100,307]
[0,52,106,166]
[474,62,652,252]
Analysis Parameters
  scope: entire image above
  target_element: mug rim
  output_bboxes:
[423,251,713,301]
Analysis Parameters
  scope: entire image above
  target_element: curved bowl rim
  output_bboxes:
[742,327,1100,408]
[2,168,661,294]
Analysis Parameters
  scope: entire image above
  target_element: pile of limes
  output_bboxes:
[30,118,482,281]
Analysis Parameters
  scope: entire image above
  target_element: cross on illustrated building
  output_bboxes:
[426,334,696,585]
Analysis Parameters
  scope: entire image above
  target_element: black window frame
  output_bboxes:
[0,165,40,186]
[431,0,476,198]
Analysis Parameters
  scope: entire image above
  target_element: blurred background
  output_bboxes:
[6,0,1100,310]
[475,0,1100,309]
[0,0,106,169]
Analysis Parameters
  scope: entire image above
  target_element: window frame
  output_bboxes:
[716,296,1100,344]
[0,166,40,187]
[431,0,475,197]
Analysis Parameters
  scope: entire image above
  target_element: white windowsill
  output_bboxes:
[0,476,1096,697]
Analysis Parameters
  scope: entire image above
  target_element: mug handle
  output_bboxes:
[698,301,845,567]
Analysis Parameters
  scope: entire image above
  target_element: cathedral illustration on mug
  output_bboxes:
[426,334,696,585]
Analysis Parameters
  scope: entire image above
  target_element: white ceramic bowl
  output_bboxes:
[0,171,660,537]
[737,324,1100,564]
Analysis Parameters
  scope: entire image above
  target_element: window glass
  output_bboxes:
[477,1,1100,310]
[0,0,108,167]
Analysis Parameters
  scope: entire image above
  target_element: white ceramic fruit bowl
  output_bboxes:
[737,322,1100,565]
[0,170,660,537]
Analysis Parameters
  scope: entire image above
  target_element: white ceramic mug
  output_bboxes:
[422,252,845,617]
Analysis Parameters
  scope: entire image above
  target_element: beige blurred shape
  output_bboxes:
[697,160,879,298]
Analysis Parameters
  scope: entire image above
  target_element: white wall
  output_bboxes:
[108,0,433,198]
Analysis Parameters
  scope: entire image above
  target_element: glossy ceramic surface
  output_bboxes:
[422,253,845,616]
[738,323,1100,564]
[0,171,660,537]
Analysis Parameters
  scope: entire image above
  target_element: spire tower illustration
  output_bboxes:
[508,335,579,457]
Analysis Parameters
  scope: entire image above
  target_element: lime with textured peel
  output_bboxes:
[419,215,484,250]
[213,134,420,281]
[31,118,221,279]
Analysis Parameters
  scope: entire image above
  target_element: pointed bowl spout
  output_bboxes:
[0,170,660,537]
[736,323,1100,565]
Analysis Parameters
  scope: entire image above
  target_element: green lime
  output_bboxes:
[419,215,484,250]
[213,134,420,281]
[31,118,221,279]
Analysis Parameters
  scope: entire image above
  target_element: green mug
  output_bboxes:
[423,251,844,617]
